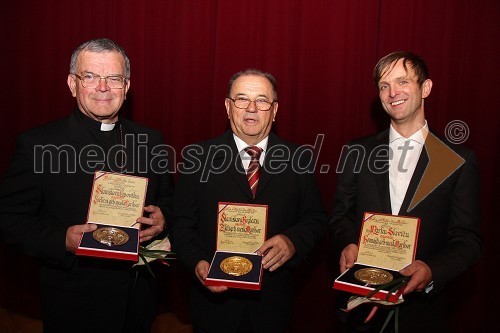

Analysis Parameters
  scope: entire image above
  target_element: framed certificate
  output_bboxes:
[205,202,268,290]
[333,212,420,302]
[76,171,148,261]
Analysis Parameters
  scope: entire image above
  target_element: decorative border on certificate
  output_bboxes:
[216,202,268,253]
[76,172,148,262]
[87,171,148,228]
[357,212,420,271]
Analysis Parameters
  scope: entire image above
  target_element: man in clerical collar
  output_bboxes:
[171,69,327,333]
[0,38,174,333]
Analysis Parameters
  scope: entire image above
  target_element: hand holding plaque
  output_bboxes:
[205,202,268,290]
[333,212,420,302]
[76,172,148,261]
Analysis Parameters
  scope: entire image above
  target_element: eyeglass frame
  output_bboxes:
[72,72,129,89]
[226,97,276,111]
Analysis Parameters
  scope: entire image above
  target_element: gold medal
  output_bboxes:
[220,256,253,276]
[354,267,393,285]
[92,227,129,247]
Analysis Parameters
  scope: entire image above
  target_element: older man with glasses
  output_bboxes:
[171,69,327,333]
[0,38,174,333]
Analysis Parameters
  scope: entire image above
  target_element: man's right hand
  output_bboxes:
[65,223,97,253]
[195,260,228,293]
[339,243,358,273]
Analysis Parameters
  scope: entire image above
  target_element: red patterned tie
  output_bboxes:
[245,146,263,197]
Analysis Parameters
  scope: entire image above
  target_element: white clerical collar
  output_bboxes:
[389,121,428,145]
[100,122,116,132]
[233,134,269,153]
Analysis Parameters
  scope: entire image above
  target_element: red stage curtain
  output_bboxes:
[0,1,498,331]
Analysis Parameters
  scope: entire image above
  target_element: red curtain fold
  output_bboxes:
[0,0,498,331]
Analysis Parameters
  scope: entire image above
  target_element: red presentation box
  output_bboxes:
[204,202,268,290]
[205,251,263,290]
[333,212,420,302]
[76,171,148,262]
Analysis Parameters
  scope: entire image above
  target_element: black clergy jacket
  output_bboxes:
[0,109,174,333]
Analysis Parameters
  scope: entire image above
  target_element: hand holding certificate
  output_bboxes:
[333,212,420,302]
[76,171,148,261]
[205,202,268,290]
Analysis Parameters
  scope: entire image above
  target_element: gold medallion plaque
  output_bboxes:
[220,256,253,276]
[93,227,129,247]
[354,267,393,285]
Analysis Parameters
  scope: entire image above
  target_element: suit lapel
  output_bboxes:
[399,146,429,215]
[220,132,292,200]
[119,119,137,173]
[256,161,272,198]
[255,133,280,198]
[220,132,254,199]
[373,130,392,214]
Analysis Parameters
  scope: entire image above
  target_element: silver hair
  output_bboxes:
[227,68,278,101]
[69,38,130,78]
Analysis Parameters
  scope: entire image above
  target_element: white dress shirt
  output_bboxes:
[388,122,428,215]
[233,134,268,172]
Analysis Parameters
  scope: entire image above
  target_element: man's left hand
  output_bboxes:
[399,260,432,294]
[256,234,295,272]
[137,205,165,243]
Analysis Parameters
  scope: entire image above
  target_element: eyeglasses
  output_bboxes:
[73,73,128,89]
[227,97,274,111]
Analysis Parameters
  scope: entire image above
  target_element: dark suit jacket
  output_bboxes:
[171,131,327,333]
[0,110,174,333]
[330,129,482,332]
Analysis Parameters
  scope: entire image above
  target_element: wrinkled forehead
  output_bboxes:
[77,51,126,72]
[231,74,274,95]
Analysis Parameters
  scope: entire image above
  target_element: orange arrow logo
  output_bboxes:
[408,128,464,211]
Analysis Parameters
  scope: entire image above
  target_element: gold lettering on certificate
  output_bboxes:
[358,213,419,271]
[220,256,253,276]
[217,203,267,253]
[88,172,148,228]
[361,224,412,249]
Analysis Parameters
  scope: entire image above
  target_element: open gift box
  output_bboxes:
[205,251,263,290]
[204,202,268,290]
[76,171,148,262]
[333,212,420,302]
